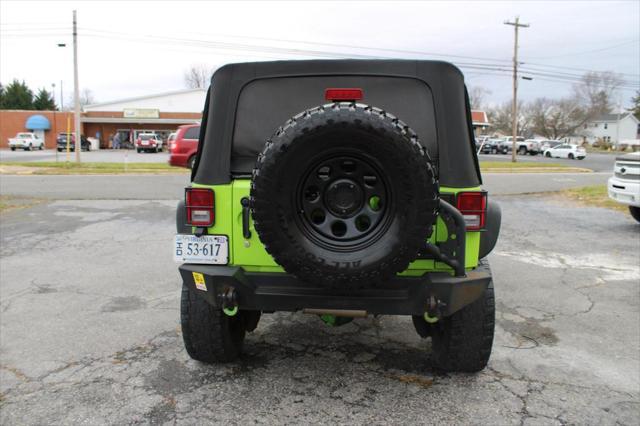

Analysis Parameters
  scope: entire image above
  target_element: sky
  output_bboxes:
[1,0,638,109]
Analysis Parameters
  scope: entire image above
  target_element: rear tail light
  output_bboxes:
[325,88,363,101]
[186,188,215,227]
[456,191,487,231]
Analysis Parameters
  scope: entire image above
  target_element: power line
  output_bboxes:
[525,39,639,59]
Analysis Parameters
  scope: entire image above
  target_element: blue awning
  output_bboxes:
[25,114,51,130]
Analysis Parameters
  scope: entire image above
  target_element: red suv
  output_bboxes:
[169,124,200,168]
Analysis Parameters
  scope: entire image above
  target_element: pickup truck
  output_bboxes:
[8,132,45,151]
[608,152,640,222]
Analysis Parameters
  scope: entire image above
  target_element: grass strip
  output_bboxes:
[0,162,188,174]
[557,185,627,212]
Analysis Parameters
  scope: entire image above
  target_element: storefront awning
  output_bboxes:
[25,114,51,130]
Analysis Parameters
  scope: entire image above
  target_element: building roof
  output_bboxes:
[592,112,636,122]
[83,88,207,113]
[25,114,51,130]
[471,110,489,126]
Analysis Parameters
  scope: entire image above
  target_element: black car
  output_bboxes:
[56,133,91,152]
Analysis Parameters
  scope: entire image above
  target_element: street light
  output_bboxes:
[56,43,66,110]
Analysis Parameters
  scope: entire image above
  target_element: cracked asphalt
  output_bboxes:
[1,192,639,424]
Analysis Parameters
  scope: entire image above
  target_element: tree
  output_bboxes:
[184,64,213,89]
[529,97,590,139]
[33,88,57,110]
[573,71,623,116]
[486,100,533,137]
[628,90,640,120]
[64,88,96,110]
[80,89,95,107]
[0,80,34,110]
[468,86,491,110]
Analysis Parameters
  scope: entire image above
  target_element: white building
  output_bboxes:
[582,113,639,145]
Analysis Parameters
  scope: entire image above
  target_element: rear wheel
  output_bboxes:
[137,148,142,153]
[545,152,551,158]
[518,147,527,155]
[568,153,575,160]
[39,144,44,151]
[431,278,495,372]
[10,147,15,151]
[180,284,246,363]
[630,206,640,223]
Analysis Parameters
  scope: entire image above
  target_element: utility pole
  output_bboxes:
[504,16,529,163]
[72,10,81,163]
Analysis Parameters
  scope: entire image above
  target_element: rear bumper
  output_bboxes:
[178,262,492,317]
[608,176,640,207]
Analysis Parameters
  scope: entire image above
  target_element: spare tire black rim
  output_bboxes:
[297,153,391,249]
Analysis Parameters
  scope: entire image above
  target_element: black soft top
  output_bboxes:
[192,60,481,188]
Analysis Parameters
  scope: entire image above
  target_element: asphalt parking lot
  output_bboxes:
[0,148,618,172]
[1,173,638,425]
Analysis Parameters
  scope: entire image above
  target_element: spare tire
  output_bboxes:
[251,103,439,288]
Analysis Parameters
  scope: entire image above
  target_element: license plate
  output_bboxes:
[173,235,228,264]
[142,141,149,145]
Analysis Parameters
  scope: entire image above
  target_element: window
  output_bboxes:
[183,126,200,140]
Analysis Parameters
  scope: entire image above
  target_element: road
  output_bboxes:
[0,148,618,172]
[478,151,616,172]
[0,172,610,200]
[1,190,638,424]
[0,149,172,164]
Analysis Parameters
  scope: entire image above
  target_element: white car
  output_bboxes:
[8,132,45,151]
[543,143,586,160]
[539,140,563,153]
[608,152,640,223]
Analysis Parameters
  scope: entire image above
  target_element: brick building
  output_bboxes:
[1,88,205,149]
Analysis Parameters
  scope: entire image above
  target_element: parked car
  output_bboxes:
[498,136,525,155]
[475,135,488,151]
[497,139,513,154]
[166,132,177,151]
[56,133,91,152]
[135,133,163,153]
[518,139,541,155]
[168,124,200,168]
[543,143,586,160]
[608,152,640,223]
[174,60,502,372]
[480,138,504,154]
[8,132,45,151]
[539,140,563,153]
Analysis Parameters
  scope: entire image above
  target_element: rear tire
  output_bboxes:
[137,148,142,153]
[568,153,575,160]
[180,284,245,363]
[10,147,15,151]
[518,147,527,155]
[431,278,495,372]
[630,206,640,223]
[545,152,551,158]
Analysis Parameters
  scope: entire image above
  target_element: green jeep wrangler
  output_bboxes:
[174,60,502,372]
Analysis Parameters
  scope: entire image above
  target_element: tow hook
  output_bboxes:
[221,288,238,316]
[424,295,443,324]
